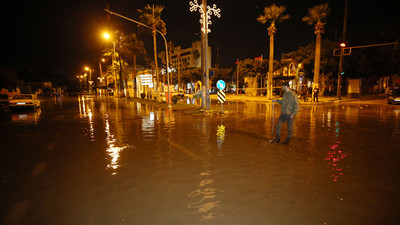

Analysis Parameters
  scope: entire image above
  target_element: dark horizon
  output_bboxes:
[1,0,399,80]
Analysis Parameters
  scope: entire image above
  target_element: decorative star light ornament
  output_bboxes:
[190,0,221,33]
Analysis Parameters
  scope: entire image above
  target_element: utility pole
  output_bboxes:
[337,0,348,100]
[236,59,239,95]
[337,45,345,99]
[202,0,210,110]
[190,0,220,110]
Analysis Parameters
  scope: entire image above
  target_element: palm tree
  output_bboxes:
[114,30,129,94]
[257,4,290,100]
[102,47,120,92]
[138,4,167,99]
[303,3,330,101]
[125,33,146,79]
[124,33,146,97]
[159,41,176,86]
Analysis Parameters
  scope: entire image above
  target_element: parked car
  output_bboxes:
[9,94,40,110]
[386,89,400,105]
[209,88,218,94]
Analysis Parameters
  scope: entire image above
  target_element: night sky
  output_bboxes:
[1,0,399,80]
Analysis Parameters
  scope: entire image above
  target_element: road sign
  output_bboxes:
[216,80,226,90]
[218,89,226,103]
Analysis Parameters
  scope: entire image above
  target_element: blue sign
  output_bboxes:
[216,80,226,90]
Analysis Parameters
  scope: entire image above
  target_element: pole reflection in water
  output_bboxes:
[185,97,202,106]
[325,121,348,182]
[105,117,130,175]
[78,96,95,141]
[216,117,225,156]
[142,109,155,141]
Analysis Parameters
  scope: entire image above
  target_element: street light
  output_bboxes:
[77,74,87,94]
[99,58,106,91]
[104,9,172,109]
[85,66,93,94]
[103,32,119,96]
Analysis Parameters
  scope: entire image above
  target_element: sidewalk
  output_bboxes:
[207,93,387,105]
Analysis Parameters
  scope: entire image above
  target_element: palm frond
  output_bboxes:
[257,4,289,25]
[303,3,330,25]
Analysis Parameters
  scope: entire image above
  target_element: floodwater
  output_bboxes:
[1,96,400,225]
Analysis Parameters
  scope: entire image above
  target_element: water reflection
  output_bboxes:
[11,108,41,124]
[321,109,332,128]
[78,96,95,141]
[187,170,221,220]
[142,111,155,141]
[216,119,225,156]
[53,95,63,109]
[325,122,347,182]
[186,97,202,106]
[105,118,129,175]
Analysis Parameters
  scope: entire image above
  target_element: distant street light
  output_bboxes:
[85,66,94,94]
[77,74,87,94]
[99,58,105,89]
[76,75,82,92]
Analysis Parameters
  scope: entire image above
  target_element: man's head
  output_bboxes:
[282,83,290,92]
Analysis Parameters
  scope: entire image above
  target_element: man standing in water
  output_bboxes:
[269,83,300,145]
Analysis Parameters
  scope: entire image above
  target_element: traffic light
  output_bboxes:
[340,42,346,48]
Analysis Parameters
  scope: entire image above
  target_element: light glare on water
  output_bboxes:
[0,96,399,225]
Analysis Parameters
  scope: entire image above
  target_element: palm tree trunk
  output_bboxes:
[118,54,124,97]
[268,33,274,100]
[313,32,321,101]
[152,29,160,101]
[133,53,137,98]
[169,48,173,86]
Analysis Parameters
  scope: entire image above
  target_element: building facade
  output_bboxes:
[170,41,211,70]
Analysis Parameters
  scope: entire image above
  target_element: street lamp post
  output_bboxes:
[190,0,221,110]
[236,59,239,95]
[85,67,93,94]
[103,33,119,97]
[104,9,172,108]
[77,75,82,93]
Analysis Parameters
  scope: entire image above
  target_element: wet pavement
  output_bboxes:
[1,96,400,225]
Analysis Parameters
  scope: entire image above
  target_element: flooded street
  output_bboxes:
[1,96,400,225]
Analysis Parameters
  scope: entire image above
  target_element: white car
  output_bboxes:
[9,94,40,110]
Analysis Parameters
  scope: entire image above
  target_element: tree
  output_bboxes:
[288,40,338,95]
[102,46,120,91]
[180,67,201,89]
[237,58,271,96]
[209,68,233,87]
[158,40,175,85]
[138,4,167,100]
[125,33,146,82]
[257,4,290,99]
[303,3,330,100]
